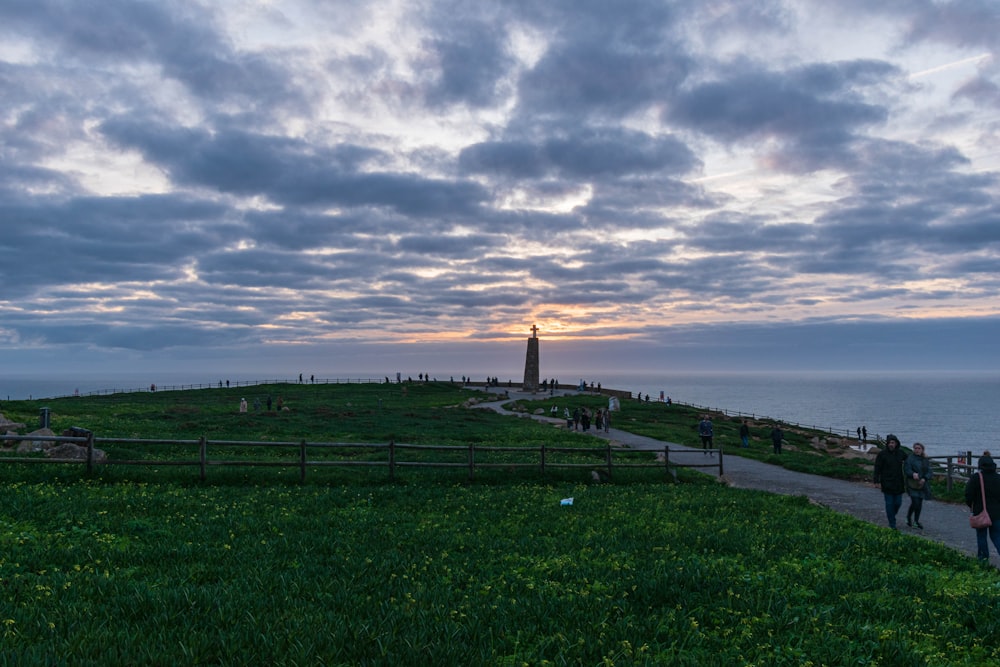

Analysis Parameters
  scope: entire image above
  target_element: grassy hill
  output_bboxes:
[0,383,997,665]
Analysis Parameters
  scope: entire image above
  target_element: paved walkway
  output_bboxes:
[477,389,997,566]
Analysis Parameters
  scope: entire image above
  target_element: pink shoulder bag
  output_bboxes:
[970,473,992,529]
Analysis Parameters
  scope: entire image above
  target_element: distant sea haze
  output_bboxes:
[4,370,998,459]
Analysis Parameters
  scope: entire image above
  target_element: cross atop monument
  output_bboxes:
[531,324,538,338]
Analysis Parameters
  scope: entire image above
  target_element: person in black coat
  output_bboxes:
[873,434,907,529]
[965,454,1000,562]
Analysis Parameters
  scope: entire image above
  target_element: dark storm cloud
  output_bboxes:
[395,233,497,256]
[99,119,490,216]
[0,194,232,296]
[518,45,691,117]
[419,19,516,109]
[0,0,302,113]
[0,164,78,197]
[902,0,1000,48]
[804,140,1000,261]
[581,177,723,216]
[666,60,896,171]
[459,129,699,179]
[510,0,690,117]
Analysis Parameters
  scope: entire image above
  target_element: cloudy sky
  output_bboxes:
[2,0,1000,380]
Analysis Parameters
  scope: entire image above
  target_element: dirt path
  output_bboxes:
[477,390,996,566]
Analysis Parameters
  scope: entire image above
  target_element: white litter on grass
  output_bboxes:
[560,497,574,506]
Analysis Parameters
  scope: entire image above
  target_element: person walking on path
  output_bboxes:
[873,434,907,529]
[739,420,750,448]
[965,453,1000,562]
[698,415,714,456]
[770,425,784,455]
[904,442,933,529]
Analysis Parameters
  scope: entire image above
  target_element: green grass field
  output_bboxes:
[1,383,999,665]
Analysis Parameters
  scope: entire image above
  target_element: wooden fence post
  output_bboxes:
[199,436,207,482]
[541,444,546,477]
[605,443,613,480]
[718,447,724,477]
[468,443,475,481]
[300,440,307,483]
[86,431,95,475]
[388,440,395,482]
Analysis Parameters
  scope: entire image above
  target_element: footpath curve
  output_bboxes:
[475,389,997,567]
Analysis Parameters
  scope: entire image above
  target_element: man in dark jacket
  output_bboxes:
[873,434,907,529]
[769,426,783,455]
[965,454,1000,561]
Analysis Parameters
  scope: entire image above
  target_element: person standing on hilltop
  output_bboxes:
[904,442,933,529]
[698,415,714,456]
[965,453,1000,562]
[770,425,784,455]
[873,434,907,530]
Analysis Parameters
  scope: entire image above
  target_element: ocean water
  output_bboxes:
[585,370,1000,459]
[4,370,998,459]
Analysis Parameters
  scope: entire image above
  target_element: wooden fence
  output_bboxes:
[929,454,979,492]
[0,432,724,482]
[4,432,986,493]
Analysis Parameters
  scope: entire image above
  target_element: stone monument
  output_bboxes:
[522,324,540,392]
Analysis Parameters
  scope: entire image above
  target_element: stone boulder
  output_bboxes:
[0,412,27,431]
[15,428,55,453]
[47,443,107,462]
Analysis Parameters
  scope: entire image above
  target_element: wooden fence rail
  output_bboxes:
[929,454,978,492]
[0,433,724,482]
[4,433,982,491]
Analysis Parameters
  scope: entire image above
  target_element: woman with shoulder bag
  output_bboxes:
[904,442,933,529]
[965,454,1000,562]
